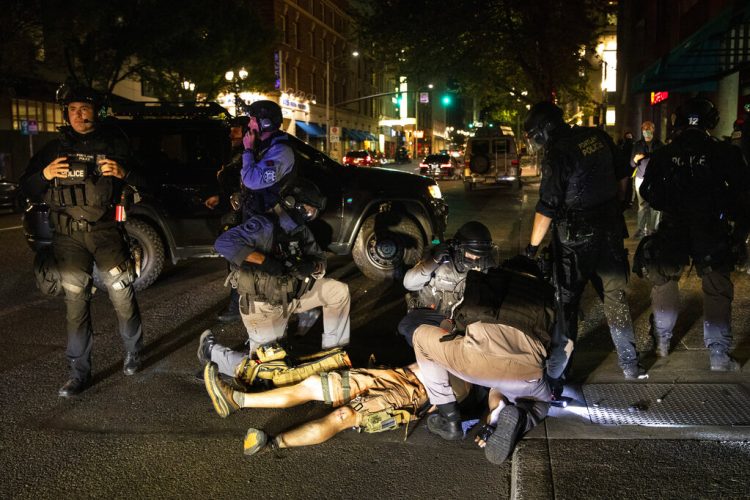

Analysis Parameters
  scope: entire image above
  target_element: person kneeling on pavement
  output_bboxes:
[201,178,351,378]
[414,256,555,465]
[202,361,472,455]
[398,221,497,346]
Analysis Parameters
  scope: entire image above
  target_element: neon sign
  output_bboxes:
[650,91,669,105]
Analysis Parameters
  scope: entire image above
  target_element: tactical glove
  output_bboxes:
[430,242,451,264]
[524,243,539,259]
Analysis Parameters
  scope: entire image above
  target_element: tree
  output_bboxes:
[351,0,610,111]
[7,0,277,100]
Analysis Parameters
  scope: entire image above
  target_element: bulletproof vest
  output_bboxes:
[455,267,555,349]
[45,128,123,223]
[234,222,306,308]
[415,262,466,315]
[551,127,618,215]
[646,132,729,223]
[242,133,298,217]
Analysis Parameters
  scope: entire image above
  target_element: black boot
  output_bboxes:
[217,289,241,323]
[484,405,528,465]
[427,402,462,441]
[58,376,91,398]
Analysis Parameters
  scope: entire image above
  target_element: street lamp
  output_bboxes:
[225,67,249,115]
[325,50,359,155]
[181,80,195,101]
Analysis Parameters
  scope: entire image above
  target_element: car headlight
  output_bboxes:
[428,184,442,199]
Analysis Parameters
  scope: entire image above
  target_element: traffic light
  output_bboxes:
[441,94,452,106]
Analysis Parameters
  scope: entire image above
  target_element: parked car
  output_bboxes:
[463,126,522,191]
[343,150,374,167]
[0,179,25,212]
[23,102,448,287]
[395,147,411,164]
[419,154,459,179]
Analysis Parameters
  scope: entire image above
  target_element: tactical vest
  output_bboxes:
[46,151,116,223]
[242,133,298,217]
[455,267,554,349]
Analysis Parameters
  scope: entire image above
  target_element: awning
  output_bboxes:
[363,131,378,141]
[295,121,326,138]
[631,3,750,93]
[344,128,365,141]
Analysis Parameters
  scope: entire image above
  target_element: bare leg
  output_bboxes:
[277,405,361,448]
[234,376,324,409]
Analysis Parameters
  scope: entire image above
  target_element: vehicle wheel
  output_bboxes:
[93,219,165,292]
[469,154,490,175]
[352,213,425,281]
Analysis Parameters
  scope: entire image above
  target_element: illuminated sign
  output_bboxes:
[650,91,669,105]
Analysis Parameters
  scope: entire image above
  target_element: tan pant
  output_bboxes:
[321,368,428,414]
[413,322,550,408]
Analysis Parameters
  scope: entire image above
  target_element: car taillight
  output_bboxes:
[366,156,371,163]
[511,159,519,166]
[419,163,428,168]
[441,163,451,168]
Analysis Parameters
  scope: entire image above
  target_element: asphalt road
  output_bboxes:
[2,172,749,499]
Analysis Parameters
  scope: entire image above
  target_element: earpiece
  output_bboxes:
[259,118,273,132]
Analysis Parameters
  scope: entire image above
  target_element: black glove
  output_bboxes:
[524,243,539,259]
[290,258,317,279]
[430,242,451,263]
[257,255,285,276]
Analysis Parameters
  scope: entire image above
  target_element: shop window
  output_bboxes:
[11,99,64,132]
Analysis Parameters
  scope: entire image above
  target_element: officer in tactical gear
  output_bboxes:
[413,256,555,465]
[522,101,643,381]
[638,97,750,370]
[398,221,497,346]
[201,178,351,378]
[20,84,149,397]
[240,100,296,218]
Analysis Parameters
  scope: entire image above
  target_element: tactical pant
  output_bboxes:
[214,277,350,377]
[634,176,661,235]
[651,270,733,351]
[413,323,550,432]
[397,309,447,347]
[548,221,638,377]
[53,226,143,379]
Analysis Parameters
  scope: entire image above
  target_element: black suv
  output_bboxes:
[23,102,448,288]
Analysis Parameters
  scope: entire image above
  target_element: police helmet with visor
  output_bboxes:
[56,83,105,123]
[523,101,564,147]
[281,178,327,223]
[452,221,495,272]
[245,100,283,133]
[674,97,719,130]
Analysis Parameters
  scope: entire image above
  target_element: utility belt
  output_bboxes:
[51,211,117,235]
[558,198,620,243]
[228,267,300,316]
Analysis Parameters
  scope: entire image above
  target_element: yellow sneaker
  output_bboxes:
[243,428,268,456]
[203,362,239,418]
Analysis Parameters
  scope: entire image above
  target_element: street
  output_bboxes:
[1,174,749,499]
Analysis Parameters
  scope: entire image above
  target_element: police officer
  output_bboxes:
[20,85,148,397]
[398,221,496,346]
[199,178,351,378]
[240,100,296,218]
[523,101,643,380]
[638,97,750,370]
[413,256,554,465]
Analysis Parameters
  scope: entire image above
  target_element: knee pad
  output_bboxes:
[61,274,92,300]
[105,260,136,291]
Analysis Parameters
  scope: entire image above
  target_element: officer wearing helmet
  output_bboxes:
[522,101,643,381]
[20,84,149,397]
[398,221,497,346]
[638,97,750,371]
[199,178,351,378]
[240,100,297,218]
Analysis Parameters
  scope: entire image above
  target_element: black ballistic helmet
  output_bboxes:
[674,97,719,130]
[281,178,327,222]
[245,100,283,133]
[523,101,564,146]
[453,221,494,272]
[56,83,105,123]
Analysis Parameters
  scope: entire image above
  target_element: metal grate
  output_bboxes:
[582,384,750,426]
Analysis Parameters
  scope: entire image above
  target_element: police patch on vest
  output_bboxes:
[262,169,276,184]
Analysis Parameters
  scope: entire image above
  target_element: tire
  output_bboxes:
[93,219,166,292]
[469,154,490,175]
[352,213,425,281]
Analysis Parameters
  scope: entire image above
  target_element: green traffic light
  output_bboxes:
[441,95,452,106]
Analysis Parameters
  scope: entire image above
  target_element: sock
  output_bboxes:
[233,391,246,407]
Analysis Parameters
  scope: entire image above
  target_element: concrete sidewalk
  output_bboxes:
[508,188,750,499]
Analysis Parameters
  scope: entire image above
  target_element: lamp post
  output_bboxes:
[181,80,195,101]
[325,50,359,155]
[224,67,249,115]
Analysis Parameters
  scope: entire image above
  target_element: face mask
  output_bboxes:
[643,130,654,141]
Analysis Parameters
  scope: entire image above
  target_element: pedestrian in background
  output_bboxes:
[631,121,663,238]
